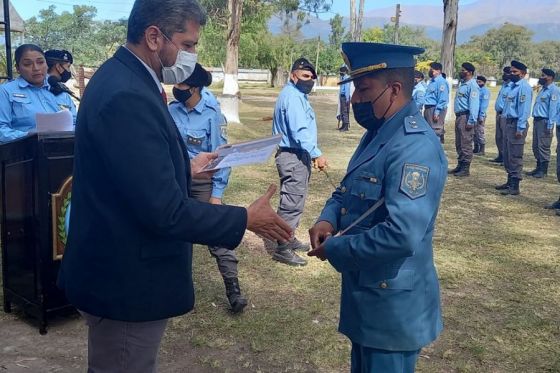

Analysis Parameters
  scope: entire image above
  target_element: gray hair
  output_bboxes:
[127,0,207,44]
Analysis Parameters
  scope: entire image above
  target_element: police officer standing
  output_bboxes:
[412,70,426,111]
[423,62,449,143]
[491,67,512,163]
[338,65,352,132]
[496,60,533,195]
[526,68,558,178]
[308,42,447,373]
[449,62,479,177]
[272,57,328,266]
[475,75,490,155]
[169,64,248,313]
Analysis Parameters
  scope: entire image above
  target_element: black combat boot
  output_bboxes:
[454,162,470,177]
[224,278,248,314]
[448,162,462,174]
[501,177,520,195]
[490,153,503,163]
[533,161,549,178]
[544,196,560,209]
[440,134,445,144]
[526,161,540,176]
[495,175,511,190]
[473,143,480,154]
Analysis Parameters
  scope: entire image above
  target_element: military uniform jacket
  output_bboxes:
[58,47,247,322]
[318,101,447,351]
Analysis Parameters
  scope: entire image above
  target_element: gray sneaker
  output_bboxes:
[272,245,307,266]
[286,238,310,252]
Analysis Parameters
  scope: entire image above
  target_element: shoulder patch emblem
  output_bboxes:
[439,85,445,92]
[400,163,429,199]
[220,125,228,140]
[520,95,526,103]
[484,94,489,100]
[471,91,478,98]
[552,95,558,101]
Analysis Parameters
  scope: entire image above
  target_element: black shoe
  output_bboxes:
[556,210,560,216]
[224,278,248,314]
[476,144,485,156]
[490,155,503,163]
[448,163,462,174]
[473,143,480,154]
[454,162,470,177]
[533,161,549,178]
[495,176,511,190]
[272,247,307,266]
[544,198,560,209]
[501,178,520,196]
[526,162,540,176]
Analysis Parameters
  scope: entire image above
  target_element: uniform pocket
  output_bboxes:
[185,129,207,152]
[359,269,415,291]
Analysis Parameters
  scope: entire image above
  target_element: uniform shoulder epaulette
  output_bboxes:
[404,114,428,134]
[203,101,219,113]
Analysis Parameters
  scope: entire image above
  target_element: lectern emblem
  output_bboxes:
[51,176,72,260]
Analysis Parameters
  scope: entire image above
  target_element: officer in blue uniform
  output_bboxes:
[338,65,352,132]
[449,62,479,177]
[0,44,77,143]
[423,61,449,143]
[45,49,74,92]
[475,75,490,155]
[495,60,533,195]
[168,63,247,313]
[491,67,512,163]
[412,70,426,111]
[308,42,447,373]
[272,57,328,266]
[526,68,558,178]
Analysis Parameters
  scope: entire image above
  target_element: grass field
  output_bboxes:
[1,85,559,372]
[162,85,560,372]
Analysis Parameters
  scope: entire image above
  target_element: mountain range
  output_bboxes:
[269,0,560,43]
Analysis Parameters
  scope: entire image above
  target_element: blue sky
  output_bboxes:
[14,0,479,21]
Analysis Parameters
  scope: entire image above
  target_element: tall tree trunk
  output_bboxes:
[355,0,365,42]
[441,0,458,79]
[441,0,458,121]
[222,0,243,124]
[349,0,356,41]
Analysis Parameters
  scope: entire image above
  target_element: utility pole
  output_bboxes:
[391,4,401,45]
[315,36,321,85]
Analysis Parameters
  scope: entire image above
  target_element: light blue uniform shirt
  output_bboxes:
[454,78,480,125]
[412,81,427,110]
[272,81,322,158]
[424,75,449,116]
[494,82,511,114]
[504,79,533,131]
[168,94,230,199]
[478,85,490,120]
[340,75,351,101]
[532,83,559,129]
[0,76,77,143]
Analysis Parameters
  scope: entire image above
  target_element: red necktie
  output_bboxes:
[161,89,168,104]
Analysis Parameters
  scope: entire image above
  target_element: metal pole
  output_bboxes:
[2,0,13,80]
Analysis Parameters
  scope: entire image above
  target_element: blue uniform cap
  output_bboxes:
[340,42,425,85]
[44,49,73,64]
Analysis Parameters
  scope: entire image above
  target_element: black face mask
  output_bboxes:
[173,87,193,103]
[502,74,510,82]
[459,72,467,80]
[478,83,484,88]
[352,86,392,131]
[510,74,521,83]
[428,70,434,78]
[60,69,72,83]
[538,78,547,86]
[295,79,315,94]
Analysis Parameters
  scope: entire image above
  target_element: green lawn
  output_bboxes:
[163,86,560,372]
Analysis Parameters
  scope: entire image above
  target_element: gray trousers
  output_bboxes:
[503,119,528,179]
[532,118,553,162]
[495,112,506,157]
[423,106,447,140]
[475,117,486,146]
[190,179,239,279]
[80,310,168,373]
[275,149,311,234]
[556,129,560,182]
[455,113,474,163]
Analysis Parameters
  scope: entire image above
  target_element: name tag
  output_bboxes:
[13,93,26,98]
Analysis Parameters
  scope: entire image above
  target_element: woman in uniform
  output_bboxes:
[0,44,77,143]
[168,63,247,314]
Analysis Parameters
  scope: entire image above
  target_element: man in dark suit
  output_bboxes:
[57,1,292,372]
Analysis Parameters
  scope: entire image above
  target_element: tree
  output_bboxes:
[328,14,344,47]
[348,0,364,41]
[222,0,244,123]
[440,0,458,78]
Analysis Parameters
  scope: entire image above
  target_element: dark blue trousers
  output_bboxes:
[351,342,420,373]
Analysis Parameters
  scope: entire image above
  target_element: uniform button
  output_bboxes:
[341,207,347,215]
[360,192,365,200]
[369,177,377,183]
[341,186,347,193]
[379,282,388,289]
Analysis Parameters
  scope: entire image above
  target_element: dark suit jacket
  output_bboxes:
[58,47,247,322]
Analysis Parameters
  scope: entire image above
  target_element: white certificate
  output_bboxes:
[200,134,282,172]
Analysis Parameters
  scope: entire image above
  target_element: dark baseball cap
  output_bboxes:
[291,57,317,79]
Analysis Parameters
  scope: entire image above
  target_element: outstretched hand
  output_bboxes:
[246,184,292,242]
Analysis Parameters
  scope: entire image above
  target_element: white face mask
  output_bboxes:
[158,31,198,84]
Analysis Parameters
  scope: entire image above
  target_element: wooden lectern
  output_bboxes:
[0,131,74,334]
